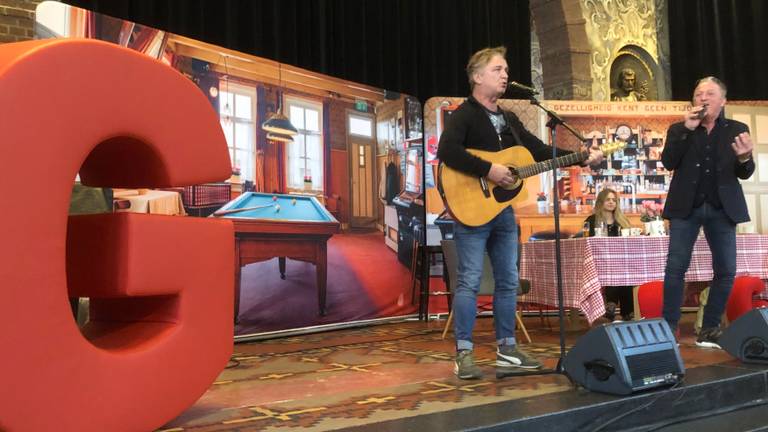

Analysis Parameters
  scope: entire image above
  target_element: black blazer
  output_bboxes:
[661,119,754,223]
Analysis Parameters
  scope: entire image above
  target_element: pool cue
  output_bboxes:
[212,203,275,217]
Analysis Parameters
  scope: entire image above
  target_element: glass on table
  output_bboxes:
[594,220,606,237]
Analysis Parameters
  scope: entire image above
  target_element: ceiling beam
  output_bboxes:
[167,35,385,104]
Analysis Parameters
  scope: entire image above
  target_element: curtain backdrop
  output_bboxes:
[669,0,768,100]
[62,0,532,103]
[62,0,768,102]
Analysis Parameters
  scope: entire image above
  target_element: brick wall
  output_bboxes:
[329,99,353,151]
[0,0,41,44]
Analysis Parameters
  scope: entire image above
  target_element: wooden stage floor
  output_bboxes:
[159,312,768,431]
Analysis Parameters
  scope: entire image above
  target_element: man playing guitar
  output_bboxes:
[437,46,603,380]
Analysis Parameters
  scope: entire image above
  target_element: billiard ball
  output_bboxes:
[275,204,281,212]
[272,196,277,201]
[291,198,297,206]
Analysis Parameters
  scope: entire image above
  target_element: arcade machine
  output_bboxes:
[393,145,424,266]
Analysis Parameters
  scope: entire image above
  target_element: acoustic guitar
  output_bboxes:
[438,141,625,226]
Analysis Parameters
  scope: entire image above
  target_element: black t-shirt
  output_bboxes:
[584,214,621,237]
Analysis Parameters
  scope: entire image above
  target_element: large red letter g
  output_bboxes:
[0,39,233,431]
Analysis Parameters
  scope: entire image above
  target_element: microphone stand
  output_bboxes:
[497,92,588,379]
[530,96,586,372]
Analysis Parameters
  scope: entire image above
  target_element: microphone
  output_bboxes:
[695,103,709,120]
[507,81,539,96]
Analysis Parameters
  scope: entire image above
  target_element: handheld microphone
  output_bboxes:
[696,103,709,120]
[507,81,539,96]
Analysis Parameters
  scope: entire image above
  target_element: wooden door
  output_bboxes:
[348,112,376,228]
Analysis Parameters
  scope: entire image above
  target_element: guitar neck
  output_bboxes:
[516,150,587,179]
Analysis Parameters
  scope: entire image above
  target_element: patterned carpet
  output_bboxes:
[160,314,733,431]
[160,319,578,431]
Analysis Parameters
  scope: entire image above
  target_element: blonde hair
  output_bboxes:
[593,188,630,228]
[466,46,507,90]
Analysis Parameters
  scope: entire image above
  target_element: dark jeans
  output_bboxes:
[663,203,736,330]
[453,207,519,351]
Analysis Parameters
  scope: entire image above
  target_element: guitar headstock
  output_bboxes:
[598,140,627,156]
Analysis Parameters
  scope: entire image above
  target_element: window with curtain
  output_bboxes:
[219,81,256,181]
[285,96,324,192]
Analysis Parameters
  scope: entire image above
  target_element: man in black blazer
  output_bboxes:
[661,76,754,349]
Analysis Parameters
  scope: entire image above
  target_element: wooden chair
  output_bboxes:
[693,276,765,332]
[439,239,531,343]
[324,194,341,220]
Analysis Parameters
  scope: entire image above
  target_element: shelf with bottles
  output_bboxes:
[581,192,667,199]
[573,126,669,208]
[589,125,664,164]
[580,171,669,197]
[581,148,669,176]
[581,172,670,177]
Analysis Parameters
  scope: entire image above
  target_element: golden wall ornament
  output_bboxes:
[582,0,661,101]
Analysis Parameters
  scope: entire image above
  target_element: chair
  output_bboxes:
[632,280,664,319]
[410,222,431,319]
[726,276,765,322]
[439,239,531,343]
[324,194,341,220]
[693,276,765,331]
[178,183,231,217]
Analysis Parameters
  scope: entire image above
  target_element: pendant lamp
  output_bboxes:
[266,132,294,143]
[262,63,298,136]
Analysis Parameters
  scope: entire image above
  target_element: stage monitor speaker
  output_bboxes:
[720,307,768,364]
[563,319,684,395]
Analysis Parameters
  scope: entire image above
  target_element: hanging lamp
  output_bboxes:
[266,132,294,143]
[262,62,298,136]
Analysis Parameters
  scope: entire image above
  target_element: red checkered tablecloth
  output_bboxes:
[520,234,768,324]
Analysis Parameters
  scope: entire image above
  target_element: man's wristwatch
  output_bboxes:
[738,152,753,163]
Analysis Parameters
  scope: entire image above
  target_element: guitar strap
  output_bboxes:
[501,111,524,149]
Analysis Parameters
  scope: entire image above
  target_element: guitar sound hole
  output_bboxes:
[492,183,523,203]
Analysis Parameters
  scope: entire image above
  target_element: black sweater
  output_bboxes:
[437,95,572,177]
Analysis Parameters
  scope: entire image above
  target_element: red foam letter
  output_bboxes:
[0,39,233,431]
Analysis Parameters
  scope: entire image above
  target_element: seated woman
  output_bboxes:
[584,188,633,321]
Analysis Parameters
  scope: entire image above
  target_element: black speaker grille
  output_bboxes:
[612,320,670,349]
[626,350,681,387]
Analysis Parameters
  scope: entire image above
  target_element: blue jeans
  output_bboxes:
[663,203,736,330]
[453,207,518,351]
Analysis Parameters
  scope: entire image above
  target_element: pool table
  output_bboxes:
[216,192,340,319]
